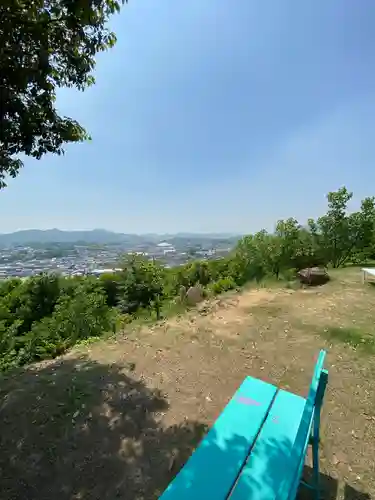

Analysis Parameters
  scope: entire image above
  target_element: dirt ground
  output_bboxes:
[0,267,374,499]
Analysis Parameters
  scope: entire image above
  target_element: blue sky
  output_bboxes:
[1,0,375,234]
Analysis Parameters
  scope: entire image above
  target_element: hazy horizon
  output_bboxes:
[0,228,242,236]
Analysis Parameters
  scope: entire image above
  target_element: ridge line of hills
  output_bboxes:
[0,229,241,246]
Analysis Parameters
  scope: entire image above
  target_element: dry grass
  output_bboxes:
[1,267,375,499]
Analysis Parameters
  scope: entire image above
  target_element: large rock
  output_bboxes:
[186,285,204,305]
[298,267,330,286]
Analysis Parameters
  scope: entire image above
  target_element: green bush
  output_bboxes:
[207,257,232,281]
[117,256,165,315]
[12,286,113,367]
[279,268,297,281]
[1,274,61,335]
[99,272,123,307]
[0,278,22,298]
[209,277,237,295]
[166,259,218,294]
[0,275,115,371]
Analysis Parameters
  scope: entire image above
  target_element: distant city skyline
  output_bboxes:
[1,0,375,233]
[0,230,236,279]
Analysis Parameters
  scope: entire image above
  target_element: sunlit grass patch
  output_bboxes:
[321,325,375,354]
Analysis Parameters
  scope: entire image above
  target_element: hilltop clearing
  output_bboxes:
[1,267,374,499]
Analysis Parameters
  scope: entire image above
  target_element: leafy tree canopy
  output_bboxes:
[0,0,127,188]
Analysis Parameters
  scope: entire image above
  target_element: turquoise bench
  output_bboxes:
[160,350,328,500]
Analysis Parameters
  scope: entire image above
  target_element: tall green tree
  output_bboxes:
[274,218,301,272]
[0,0,127,187]
[275,218,325,270]
[345,196,375,263]
[314,187,375,267]
[118,255,166,316]
[314,187,353,267]
[234,232,271,283]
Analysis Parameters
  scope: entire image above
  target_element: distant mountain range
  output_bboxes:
[0,229,241,246]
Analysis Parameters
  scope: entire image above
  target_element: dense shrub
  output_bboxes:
[0,274,61,336]
[207,257,232,280]
[0,274,114,371]
[28,286,114,359]
[99,272,123,307]
[0,278,22,298]
[117,255,165,314]
[209,277,237,295]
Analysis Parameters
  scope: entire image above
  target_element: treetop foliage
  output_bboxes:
[0,0,127,187]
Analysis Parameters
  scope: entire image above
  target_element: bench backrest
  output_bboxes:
[276,350,328,499]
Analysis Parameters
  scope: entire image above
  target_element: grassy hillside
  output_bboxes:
[0,267,374,499]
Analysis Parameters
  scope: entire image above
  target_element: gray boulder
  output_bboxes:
[186,285,204,305]
[298,267,330,286]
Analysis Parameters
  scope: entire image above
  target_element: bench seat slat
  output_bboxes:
[229,389,306,500]
[160,376,277,500]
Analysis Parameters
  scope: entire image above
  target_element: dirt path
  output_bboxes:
[1,269,374,499]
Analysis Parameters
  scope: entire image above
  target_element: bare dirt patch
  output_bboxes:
[165,288,286,340]
[0,268,374,499]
